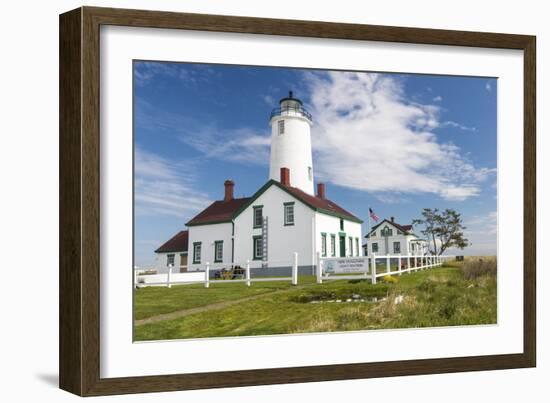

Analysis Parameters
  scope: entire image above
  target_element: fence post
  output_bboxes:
[292,252,298,285]
[316,252,322,284]
[167,265,173,288]
[134,267,138,289]
[371,253,377,284]
[386,255,391,274]
[205,262,210,288]
[398,256,402,275]
[407,255,411,273]
[246,260,251,287]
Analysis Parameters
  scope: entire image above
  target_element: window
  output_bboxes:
[253,236,263,260]
[308,166,312,181]
[393,241,401,254]
[192,242,202,264]
[372,242,379,253]
[381,226,393,237]
[355,238,360,256]
[321,233,327,257]
[253,206,263,228]
[167,253,175,266]
[214,241,223,263]
[330,234,336,256]
[284,202,295,225]
[278,120,285,135]
[349,237,353,256]
[340,219,344,231]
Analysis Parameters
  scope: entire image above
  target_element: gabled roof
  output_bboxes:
[185,179,363,227]
[234,180,363,223]
[365,219,413,237]
[280,183,362,223]
[155,230,189,253]
[186,197,251,226]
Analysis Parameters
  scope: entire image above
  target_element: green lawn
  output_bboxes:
[134,264,497,341]
[134,280,293,320]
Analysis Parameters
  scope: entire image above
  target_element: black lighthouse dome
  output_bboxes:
[270,90,312,122]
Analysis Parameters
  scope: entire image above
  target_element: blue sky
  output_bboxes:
[134,61,497,265]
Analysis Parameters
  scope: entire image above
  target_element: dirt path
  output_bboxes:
[135,286,307,326]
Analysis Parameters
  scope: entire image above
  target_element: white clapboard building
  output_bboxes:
[363,217,428,256]
[155,92,363,273]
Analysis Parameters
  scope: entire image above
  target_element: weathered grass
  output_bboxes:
[461,257,497,280]
[134,262,497,341]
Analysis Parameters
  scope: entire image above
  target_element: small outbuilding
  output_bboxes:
[154,230,189,273]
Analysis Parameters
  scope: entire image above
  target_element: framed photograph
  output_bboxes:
[59,6,536,396]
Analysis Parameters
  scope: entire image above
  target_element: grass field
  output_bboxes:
[134,260,496,341]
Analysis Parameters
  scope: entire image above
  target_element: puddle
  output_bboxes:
[292,291,388,304]
[309,296,385,304]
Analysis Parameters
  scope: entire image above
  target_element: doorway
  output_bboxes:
[339,235,346,257]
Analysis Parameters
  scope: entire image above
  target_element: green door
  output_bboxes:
[339,235,346,257]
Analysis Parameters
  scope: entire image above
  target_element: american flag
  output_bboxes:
[369,208,379,222]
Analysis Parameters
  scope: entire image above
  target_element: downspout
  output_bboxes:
[311,215,316,275]
[231,220,235,266]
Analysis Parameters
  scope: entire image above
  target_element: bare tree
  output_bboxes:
[413,208,469,255]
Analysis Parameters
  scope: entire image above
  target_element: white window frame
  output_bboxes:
[393,241,401,254]
[253,206,263,228]
[214,241,223,263]
[166,253,175,266]
[193,242,202,264]
[253,236,263,260]
[284,203,295,226]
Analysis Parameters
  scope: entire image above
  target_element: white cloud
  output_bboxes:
[134,62,217,86]
[305,71,494,201]
[441,120,477,132]
[180,126,271,166]
[134,147,211,218]
[445,211,497,255]
[262,94,275,105]
[433,95,443,102]
[136,97,271,166]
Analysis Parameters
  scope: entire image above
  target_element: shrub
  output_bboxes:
[383,275,398,284]
[462,258,497,280]
[418,279,437,293]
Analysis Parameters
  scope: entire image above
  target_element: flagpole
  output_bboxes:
[367,207,371,256]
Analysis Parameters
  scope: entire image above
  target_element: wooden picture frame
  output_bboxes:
[59,6,536,396]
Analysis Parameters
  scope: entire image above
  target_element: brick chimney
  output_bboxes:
[280,167,290,186]
[317,183,326,199]
[224,180,234,201]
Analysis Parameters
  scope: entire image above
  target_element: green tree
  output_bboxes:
[413,208,469,255]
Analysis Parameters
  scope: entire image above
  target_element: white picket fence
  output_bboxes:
[317,253,454,284]
[135,253,299,288]
[136,252,454,288]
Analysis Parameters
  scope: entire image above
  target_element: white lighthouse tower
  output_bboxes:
[269,91,314,195]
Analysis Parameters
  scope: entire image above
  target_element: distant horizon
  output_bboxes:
[133,61,497,265]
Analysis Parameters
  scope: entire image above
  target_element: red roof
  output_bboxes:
[281,183,362,223]
[186,197,251,226]
[366,219,413,237]
[155,230,189,253]
[184,180,362,227]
